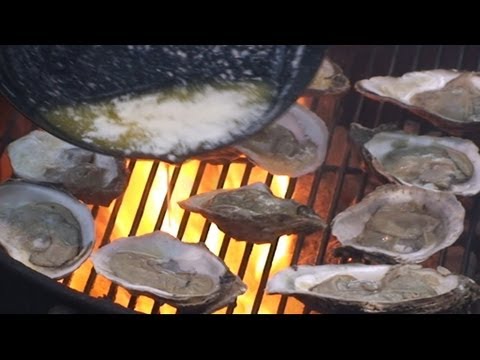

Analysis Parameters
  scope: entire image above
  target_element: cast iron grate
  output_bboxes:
[0,45,479,314]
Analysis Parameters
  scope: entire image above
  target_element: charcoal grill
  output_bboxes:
[0,45,479,314]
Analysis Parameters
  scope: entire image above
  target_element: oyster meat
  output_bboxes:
[0,181,95,278]
[355,202,440,254]
[234,104,329,178]
[266,264,480,313]
[91,231,246,313]
[331,184,464,264]
[350,123,480,196]
[411,73,480,123]
[178,182,326,243]
[7,130,129,206]
[355,70,480,132]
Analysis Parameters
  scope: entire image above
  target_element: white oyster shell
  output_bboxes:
[331,184,465,264]
[91,231,246,312]
[7,130,128,206]
[357,70,462,105]
[355,70,480,131]
[306,57,351,95]
[234,104,329,178]
[359,128,480,196]
[266,264,480,313]
[0,181,95,279]
[178,182,326,243]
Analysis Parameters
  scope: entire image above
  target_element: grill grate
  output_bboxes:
[0,45,479,314]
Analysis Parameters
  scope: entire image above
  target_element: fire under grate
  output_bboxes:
[0,45,479,314]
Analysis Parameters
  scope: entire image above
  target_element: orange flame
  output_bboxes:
[65,159,305,314]
[66,98,312,314]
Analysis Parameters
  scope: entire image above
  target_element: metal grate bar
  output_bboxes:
[276,48,376,313]
[309,47,408,311]
[176,161,207,240]
[129,161,161,237]
[313,47,380,266]
[224,164,256,314]
[458,51,480,275]
[153,165,182,231]
[121,160,161,309]
[372,45,400,127]
[197,164,231,244]
[225,244,253,314]
[251,177,297,314]
[217,235,231,261]
[438,45,468,268]
[84,160,137,295]
[355,45,425,203]
[221,170,275,313]
[461,197,480,275]
[434,45,445,68]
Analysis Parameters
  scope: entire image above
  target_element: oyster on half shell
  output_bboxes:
[91,231,246,313]
[7,130,129,206]
[234,104,329,178]
[355,70,480,134]
[266,264,480,313]
[178,182,326,243]
[331,184,465,264]
[306,57,351,96]
[0,181,95,279]
[350,123,480,196]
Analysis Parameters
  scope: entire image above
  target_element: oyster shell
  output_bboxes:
[350,123,480,196]
[266,264,480,313]
[7,130,129,206]
[91,231,246,313]
[178,182,326,243]
[331,184,465,264]
[0,181,95,278]
[355,70,480,134]
[234,104,329,177]
[306,57,351,96]
[192,147,244,165]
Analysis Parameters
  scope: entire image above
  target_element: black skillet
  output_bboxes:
[0,45,327,162]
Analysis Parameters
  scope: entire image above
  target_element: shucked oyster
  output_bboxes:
[355,70,480,133]
[178,182,326,243]
[196,104,329,177]
[306,57,351,96]
[266,264,480,313]
[0,181,95,278]
[350,123,480,196]
[331,184,464,264]
[7,130,129,206]
[234,104,329,177]
[91,231,246,313]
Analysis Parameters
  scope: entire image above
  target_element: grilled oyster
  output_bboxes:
[350,123,480,196]
[331,184,464,264]
[355,70,480,134]
[7,130,128,206]
[234,104,329,177]
[306,57,350,96]
[266,264,480,313]
[178,182,326,243]
[0,181,95,278]
[91,231,246,313]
